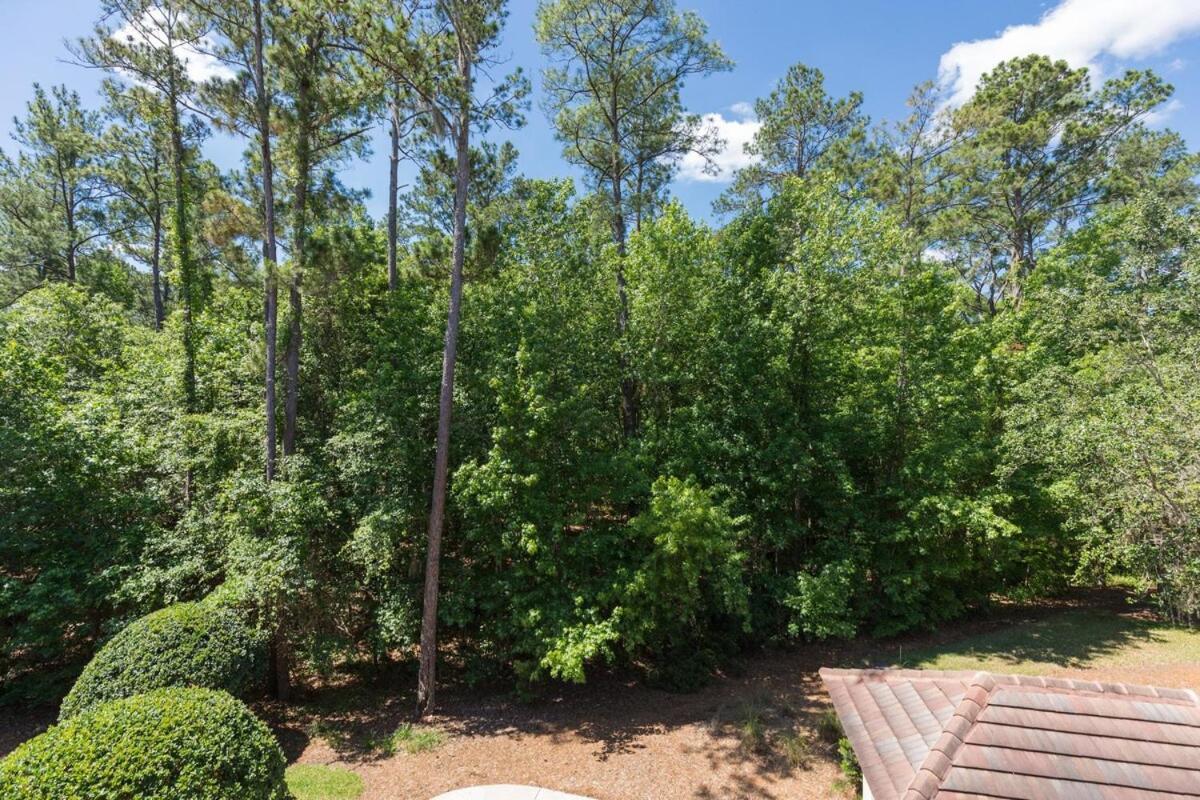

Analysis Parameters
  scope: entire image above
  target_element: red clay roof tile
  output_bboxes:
[819,668,1200,800]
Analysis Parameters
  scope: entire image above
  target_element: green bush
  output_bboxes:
[59,601,267,720]
[0,688,289,800]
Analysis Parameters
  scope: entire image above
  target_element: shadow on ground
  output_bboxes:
[256,590,1189,800]
[3,590,1187,800]
[884,600,1166,672]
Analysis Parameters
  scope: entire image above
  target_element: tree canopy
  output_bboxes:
[0,3,1197,711]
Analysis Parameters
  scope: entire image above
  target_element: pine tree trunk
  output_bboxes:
[612,163,637,440]
[284,286,301,457]
[417,56,472,719]
[254,0,279,485]
[283,42,314,459]
[150,204,164,330]
[166,67,196,503]
[387,86,400,292]
[64,188,77,283]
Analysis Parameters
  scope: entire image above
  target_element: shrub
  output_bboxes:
[838,736,862,783]
[59,601,267,720]
[0,688,289,800]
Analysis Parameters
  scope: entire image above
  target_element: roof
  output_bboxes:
[820,667,1200,800]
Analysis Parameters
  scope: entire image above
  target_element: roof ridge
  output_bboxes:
[901,672,996,800]
[818,667,1200,706]
[818,667,980,681]
[993,672,1200,705]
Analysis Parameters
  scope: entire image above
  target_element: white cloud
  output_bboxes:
[177,45,235,85]
[729,101,755,118]
[938,0,1200,105]
[113,8,235,86]
[1145,97,1184,126]
[677,111,761,183]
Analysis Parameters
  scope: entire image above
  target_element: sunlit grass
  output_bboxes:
[285,764,363,800]
[899,608,1200,674]
[371,722,448,757]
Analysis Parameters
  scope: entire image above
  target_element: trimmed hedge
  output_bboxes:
[59,601,267,720]
[0,688,290,799]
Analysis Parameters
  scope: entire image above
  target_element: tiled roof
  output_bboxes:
[820,667,1200,800]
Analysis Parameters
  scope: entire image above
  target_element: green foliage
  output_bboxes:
[940,55,1173,310]
[816,709,843,744]
[717,62,867,211]
[617,476,749,689]
[59,601,268,720]
[286,764,364,800]
[785,560,861,640]
[777,729,812,769]
[0,688,289,800]
[0,284,166,700]
[838,737,862,787]
[1,19,1196,709]
[537,0,732,227]
[1004,191,1200,623]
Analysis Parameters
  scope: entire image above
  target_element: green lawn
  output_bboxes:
[285,764,364,800]
[896,608,1200,675]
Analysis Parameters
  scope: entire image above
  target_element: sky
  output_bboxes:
[4,0,1200,222]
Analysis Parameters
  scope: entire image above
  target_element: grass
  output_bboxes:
[776,729,811,769]
[371,722,448,757]
[896,608,1200,674]
[815,709,843,745]
[285,764,364,800]
[720,695,816,771]
[732,699,769,753]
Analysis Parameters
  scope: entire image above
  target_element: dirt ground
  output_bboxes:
[271,645,856,800]
[271,591,1200,800]
[3,591,1199,800]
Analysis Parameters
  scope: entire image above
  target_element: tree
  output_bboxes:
[0,85,115,288]
[536,0,730,438]
[191,0,291,480]
[866,81,958,238]
[941,56,1171,312]
[101,81,177,328]
[386,81,412,290]
[1005,190,1200,622]
[75,1,209,491]
[400,138,518,267]
[273,4,374,457]
[716,62,866,213]
[413,0,526,716]
[252,0,281,482]
[0,285,164,700]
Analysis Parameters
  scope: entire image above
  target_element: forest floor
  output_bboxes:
[4,589,1199,800]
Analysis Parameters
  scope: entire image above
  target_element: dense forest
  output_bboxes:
[2,0,1198,713]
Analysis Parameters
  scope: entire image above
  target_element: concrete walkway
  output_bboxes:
[431,785,597,800]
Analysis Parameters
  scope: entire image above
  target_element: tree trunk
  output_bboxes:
[417,56,472,719]
[270,626,291,703]
[254,0,280,486]
[612,169,637,440]
[387,85,400,291]
[64,179,77,283]
[65,229,77,282]
[150,204,164,330]
[284,285,301,458]
[166,67,196,502]
[284,40,314,459]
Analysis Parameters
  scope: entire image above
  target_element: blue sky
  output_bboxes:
[4,0,1200,222]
